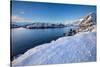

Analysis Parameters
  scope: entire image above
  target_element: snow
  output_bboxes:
[12,31,96,66]
[25,23,65,29]
[88,12,96,24]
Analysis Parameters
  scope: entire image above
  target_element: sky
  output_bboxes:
[11,1,96,24]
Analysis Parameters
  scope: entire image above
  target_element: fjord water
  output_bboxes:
[11,27,72,59]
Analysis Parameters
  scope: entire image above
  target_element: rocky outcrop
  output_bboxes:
[65,12,96,36]
[77,25,96,32]
[64,29,76,36]
[76,12,96,33]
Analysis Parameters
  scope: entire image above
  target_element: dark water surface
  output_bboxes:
[11,27,72,59]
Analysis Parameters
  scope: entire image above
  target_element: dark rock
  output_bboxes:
[64,29,76,36]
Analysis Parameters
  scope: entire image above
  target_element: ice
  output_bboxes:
[12,31,96,66]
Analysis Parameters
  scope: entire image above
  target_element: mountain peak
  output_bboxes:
[87,12,96,24]
[80,12,96,26]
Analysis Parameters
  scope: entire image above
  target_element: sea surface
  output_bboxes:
[11,27,77,60]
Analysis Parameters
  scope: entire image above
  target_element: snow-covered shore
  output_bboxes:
[12,31,96,66]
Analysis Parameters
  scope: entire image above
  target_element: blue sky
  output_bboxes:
[11,1,96,24]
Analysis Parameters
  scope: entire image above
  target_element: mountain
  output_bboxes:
[77,12,96,32]
[10,24,21,28]
[79,12,96,27]
[12,22,32,26]
[11,22,65,29]
[88,12,96,24]
[64,12,96,36]
[25,23,65,29]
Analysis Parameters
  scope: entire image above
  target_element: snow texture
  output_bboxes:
[12,32,96,66]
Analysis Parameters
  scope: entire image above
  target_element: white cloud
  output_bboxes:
[11,16,33,22]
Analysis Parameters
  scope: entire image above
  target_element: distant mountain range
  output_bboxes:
[11,12,96,29]
[11,22,66,29]
[10,24,21,28]
[25,23,65,29]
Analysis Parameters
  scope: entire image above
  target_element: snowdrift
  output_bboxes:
[12,32,96,66]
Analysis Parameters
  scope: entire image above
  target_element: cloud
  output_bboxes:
[11,16,32,22]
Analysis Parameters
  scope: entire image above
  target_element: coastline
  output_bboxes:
[12,31,96,66]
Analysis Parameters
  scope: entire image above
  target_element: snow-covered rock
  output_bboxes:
[64,12,96,36]
[91,26,96,32]
[77,12,96,32]
[78,25,96,32]
[12,32,96,66]
[80,12,96,26]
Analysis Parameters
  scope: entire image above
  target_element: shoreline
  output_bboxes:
[12,31,96,66]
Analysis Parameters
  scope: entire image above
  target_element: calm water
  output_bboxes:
[11,27,73,60]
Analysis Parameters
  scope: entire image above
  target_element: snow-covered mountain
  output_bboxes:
[88,12,96,24]
[10,24,21,28]
[64,12,96,36]
[73,12,96,26]
[25,23,65,29]
[11,22,65,29]
[76,12,96,32]
[80,12,96,26]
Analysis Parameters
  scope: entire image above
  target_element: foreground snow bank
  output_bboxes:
[12,32,96,66]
